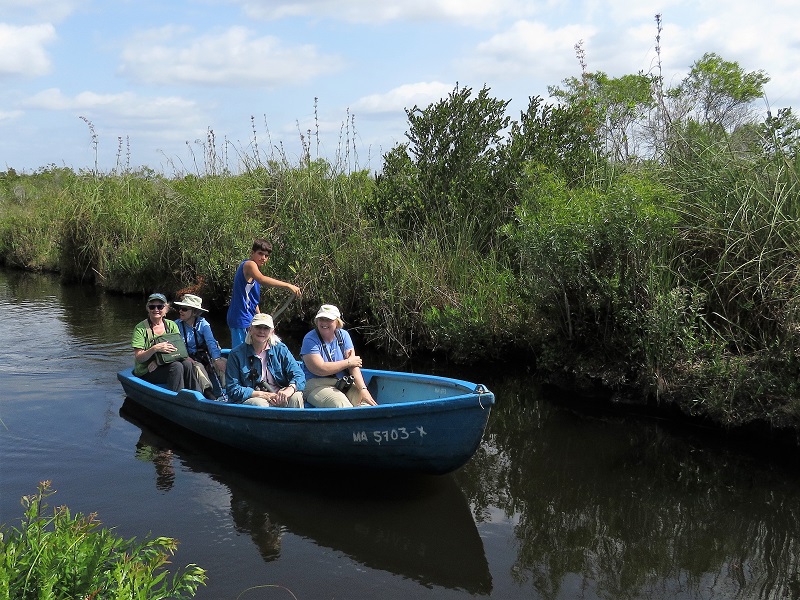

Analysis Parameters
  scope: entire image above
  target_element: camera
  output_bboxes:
[334,375,355,393]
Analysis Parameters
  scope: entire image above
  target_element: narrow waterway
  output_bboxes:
[1,269,799,599]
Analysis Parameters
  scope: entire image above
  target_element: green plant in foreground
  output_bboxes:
[0,481,206,600]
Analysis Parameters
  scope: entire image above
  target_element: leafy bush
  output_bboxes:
[0,482,206,600]
[502,165,678,377]
[372,84,512,251]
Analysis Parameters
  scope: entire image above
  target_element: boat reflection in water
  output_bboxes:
[121,400,492,595]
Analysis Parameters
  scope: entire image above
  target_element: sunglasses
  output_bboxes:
[178,307,192,312]
[252,325,272,330]
[148,304,165,310]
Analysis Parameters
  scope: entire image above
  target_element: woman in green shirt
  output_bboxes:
[130,292,204,394]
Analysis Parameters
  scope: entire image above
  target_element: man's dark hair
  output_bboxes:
[252,239,273,253]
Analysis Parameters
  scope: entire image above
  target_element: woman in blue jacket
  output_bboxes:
[226,313,305,407]
[174,293,225,400]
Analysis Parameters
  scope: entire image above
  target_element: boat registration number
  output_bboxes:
[352,426,426,444]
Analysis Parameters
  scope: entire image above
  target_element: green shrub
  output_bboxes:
[503,166,677,355]
[0,482,206,600]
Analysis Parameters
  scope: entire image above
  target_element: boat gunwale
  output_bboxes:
[117,367,495,425]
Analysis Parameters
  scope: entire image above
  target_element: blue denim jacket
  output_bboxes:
[225,340,305,404]
[175,317,222,359]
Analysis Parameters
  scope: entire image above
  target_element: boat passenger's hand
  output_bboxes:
[359,389,377,406]
[267,393,288,407]
[356,383,378,406]
[288,283,302,297]
[345,354,362,369]
[276,385,295,404]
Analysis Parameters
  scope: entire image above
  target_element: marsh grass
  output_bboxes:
[651,129,800,423]
[2,91,800,429]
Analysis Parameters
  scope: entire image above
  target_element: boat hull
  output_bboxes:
[117,367,494,474]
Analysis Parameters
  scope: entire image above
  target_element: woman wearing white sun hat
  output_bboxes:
[174,293,226,400]
[299,304,377,408]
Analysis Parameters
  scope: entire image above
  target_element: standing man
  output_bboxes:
[227,239,301,348]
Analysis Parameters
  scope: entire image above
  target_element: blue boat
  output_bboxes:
[117,364,495,475]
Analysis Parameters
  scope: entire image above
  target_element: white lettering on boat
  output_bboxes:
[351,426,428,444]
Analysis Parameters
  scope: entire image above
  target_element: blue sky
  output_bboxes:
[2,0,798,174]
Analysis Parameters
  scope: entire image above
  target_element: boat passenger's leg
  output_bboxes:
[229,327,246,348]
[304,377,350,408]
[165,361,185,392]
[179,358,203,393]
[243,397,272,407]
[286,390,305,408]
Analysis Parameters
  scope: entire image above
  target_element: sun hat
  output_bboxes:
[250,313,275,328]
[314,304,344,329]
[315,304,341,321]
[147,293,167,304]
[173,294,208,313]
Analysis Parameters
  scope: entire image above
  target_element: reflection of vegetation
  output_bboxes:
[458,382,800,599]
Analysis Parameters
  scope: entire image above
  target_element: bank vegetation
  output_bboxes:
[2,32,800,434]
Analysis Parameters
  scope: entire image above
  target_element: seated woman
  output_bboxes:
[131,292,205,395]
[225,313,305,407]
[174,293,226,399]
[300,304,377,408]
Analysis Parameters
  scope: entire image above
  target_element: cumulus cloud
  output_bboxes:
[352,82,453,114]
[0,0,78,22]
[684,0,800,108]
[119,26,343,87]
[0,109,24,121]
[0,23,57,77]
[232,0,538,24]
[466,20,595,82]
[24,88,204,130]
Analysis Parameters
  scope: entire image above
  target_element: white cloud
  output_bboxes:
[118,26,343,87]
[0,109,24,121]
[467,20,596,82]
[685,1,800,109]
[232,0,539,24]
[352,82,453,114]
[0,23,57,77]
[24,88,203,129]
[0,0,79,22]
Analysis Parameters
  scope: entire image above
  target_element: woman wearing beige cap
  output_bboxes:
[225,312,305,407]
[299,304,377,408]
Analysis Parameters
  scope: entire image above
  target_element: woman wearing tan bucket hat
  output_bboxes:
[174,293,226,400]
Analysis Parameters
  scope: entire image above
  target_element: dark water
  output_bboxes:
[2,270,800,600]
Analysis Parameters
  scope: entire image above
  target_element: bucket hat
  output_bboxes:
[173,294,208,313]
